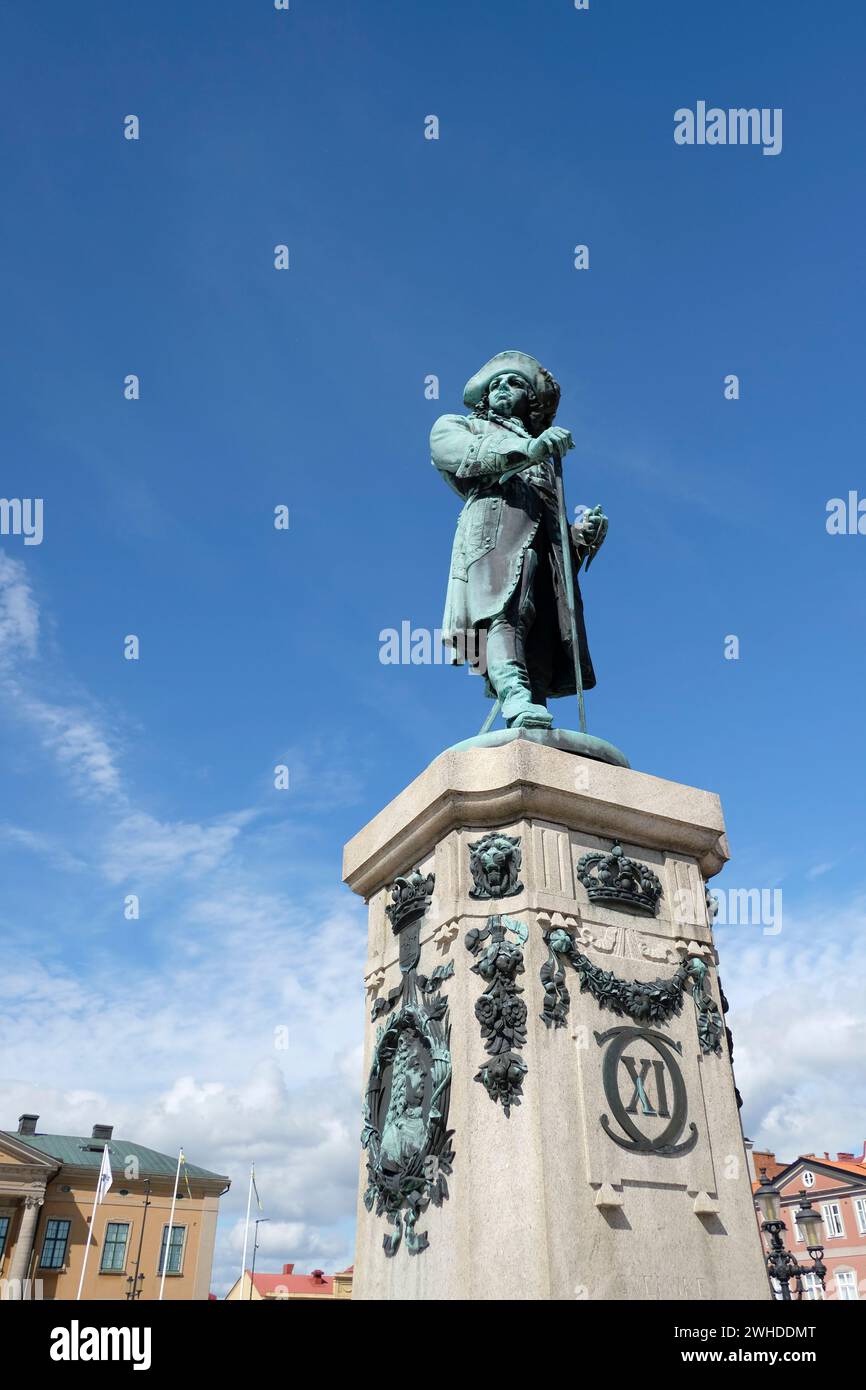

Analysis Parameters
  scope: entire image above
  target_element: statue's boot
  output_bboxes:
[488,658,553,729]
[485,546,553,729]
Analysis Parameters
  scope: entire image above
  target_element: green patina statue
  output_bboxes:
[431,350,608,732]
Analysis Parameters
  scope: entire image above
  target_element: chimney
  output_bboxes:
[282,1263,294,1275]
[18,1114,38,1135]
[91,1124,113,1142]
[837,1152,854,1162]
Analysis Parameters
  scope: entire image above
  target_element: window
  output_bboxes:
[802,1170,815,1188]
[0,1215,9,1259]
[821,1202,845,1238]
[835,1270,859,1301]
[854,1197,866,1236]
[40,1218,71,1269]
[100,1222,130,1272]
[158,1224,186,1276]
[800,1272,825,1301]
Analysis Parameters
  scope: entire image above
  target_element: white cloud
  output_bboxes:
[806,861,836,880]
[100,810,256,885]
[0,546,372,1295]
[0,552,39,662]
[719,893,866,1158]
[0,885,367,1295]
[0,556,124,801]
[12,688,124,801]
[0,822,86,872]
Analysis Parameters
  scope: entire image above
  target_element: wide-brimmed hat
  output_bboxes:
[463,351,560,429]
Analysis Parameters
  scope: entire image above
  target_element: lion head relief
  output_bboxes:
[468,832,523,900]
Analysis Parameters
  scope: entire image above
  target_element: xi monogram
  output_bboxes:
[595,1025,698,1157]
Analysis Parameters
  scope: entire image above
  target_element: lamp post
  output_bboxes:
[249,1218,269,1299]
[755,1170,827,1300]
[125,1179,152,1301]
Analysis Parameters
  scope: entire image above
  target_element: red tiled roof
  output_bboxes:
[248,1269,334,1297]
[816,1158,866,1181]
[752,1152,866,1193]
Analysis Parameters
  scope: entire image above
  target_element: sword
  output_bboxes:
[579,504,608,573]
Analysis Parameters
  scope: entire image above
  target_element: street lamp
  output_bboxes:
[793,1194,825,1254]
[249,1218,269,1300]
[755,1170,827,1301]
[125,1180,152,1301]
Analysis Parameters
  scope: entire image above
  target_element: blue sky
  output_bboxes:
[1,0,864,1292]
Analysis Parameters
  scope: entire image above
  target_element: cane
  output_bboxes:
[551,444,587,735]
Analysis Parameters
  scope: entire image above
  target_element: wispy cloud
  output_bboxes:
[0,821,86,872]
[0,552,125,801]
[0,552,39,662]
[806,861,837,881]
[100,809,257,886]
[12,686,125,801]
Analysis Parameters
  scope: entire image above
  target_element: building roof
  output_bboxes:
[797,1151,866,1181]
[0,1131,228,1184]
[752,1146,866,1193]
[248,1264,335,1297]
[785,1156,866,1184]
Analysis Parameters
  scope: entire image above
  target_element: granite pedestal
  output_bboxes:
[343,737,770,1301]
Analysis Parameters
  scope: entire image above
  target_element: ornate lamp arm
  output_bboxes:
[761,1219,827,1300]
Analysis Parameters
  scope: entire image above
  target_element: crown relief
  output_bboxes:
[575,841,663,916]
[385,868,435,932]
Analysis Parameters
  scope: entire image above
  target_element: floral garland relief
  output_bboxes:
[539,925,723,1055]
[465,915,529,1116]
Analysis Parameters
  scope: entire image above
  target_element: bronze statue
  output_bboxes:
[432,351,607,731]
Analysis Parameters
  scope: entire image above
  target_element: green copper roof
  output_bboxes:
[1,1132,228,1184]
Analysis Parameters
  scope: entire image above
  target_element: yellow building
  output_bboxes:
[0,1114,230,1301]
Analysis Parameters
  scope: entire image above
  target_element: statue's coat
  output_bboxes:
[431,411,595,696]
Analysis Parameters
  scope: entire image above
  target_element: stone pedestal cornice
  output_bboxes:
[344,742,729,899]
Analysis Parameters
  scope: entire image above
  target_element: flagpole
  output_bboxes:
[75,1176,102,1301]
[159,1148,183,1302]
[76,1143,111,1301]
[240,1165,254,1298]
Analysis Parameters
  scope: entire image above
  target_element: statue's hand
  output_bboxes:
[528,426,573,463]
[572,505,608,568]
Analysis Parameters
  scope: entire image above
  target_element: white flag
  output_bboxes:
[96,1144,113,1204]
